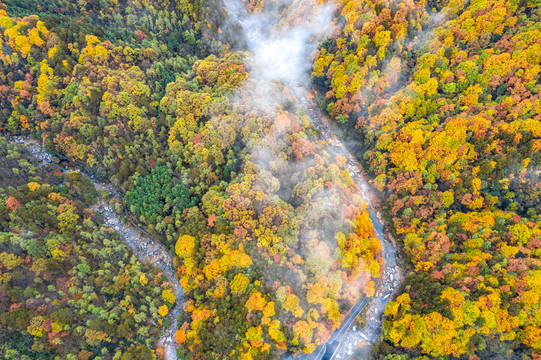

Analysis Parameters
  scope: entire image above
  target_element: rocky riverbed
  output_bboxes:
[11,136,184,360]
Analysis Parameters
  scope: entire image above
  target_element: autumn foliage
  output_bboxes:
[0,138,171,359]
[312,0,541,358]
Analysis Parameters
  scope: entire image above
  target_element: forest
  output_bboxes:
[0,0,379,358]
[0,0,539,359]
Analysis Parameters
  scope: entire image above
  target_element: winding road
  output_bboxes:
[10,136,184,360]
[222,0,404,357]
[288,84,403,360]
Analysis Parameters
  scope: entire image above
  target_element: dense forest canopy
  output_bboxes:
[0,0,539,359]
[311,0,541,358]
